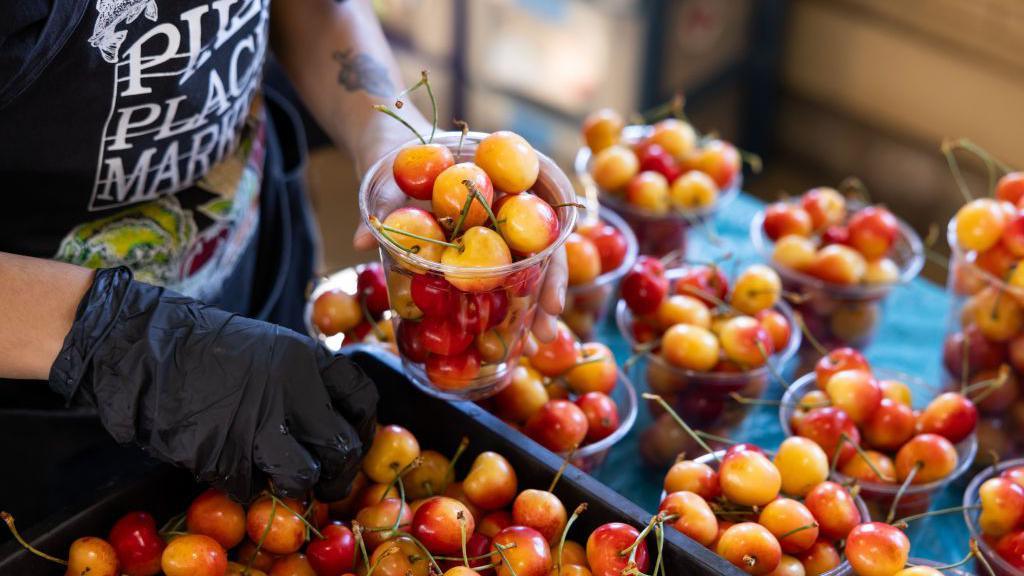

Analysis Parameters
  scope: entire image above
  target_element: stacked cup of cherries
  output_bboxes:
[360,85,576,398]
[751,186,924,350]
[781,348,979,519]
[615,259,800,464]
[560,208,637,339]
[307,262,395,351]
[3,422,680,576]
[575,107,742,257]
[481,324,637,471]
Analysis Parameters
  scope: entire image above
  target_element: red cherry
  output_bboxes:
[441,532,493,574]
[357,264,389,318]
[109,512,165,576]
[575,392,620,442]
[411,274,458,317]
[457,291,510,334]
[634,141,682,183]
[848,206,899,259]
[917,392,978,444]
[426,349,482,391]
[996,530,1024,569]
[185,488,246,550]
[586,523,648,576]
[411,496,476,555]
[622,260,668,315]
[763,202,813,241]
[795,407,860,466]
[490,526,551,576]
[393,143,455,200]
[821,225,850,246]
[577,221,628,273]
[673,265,728,306]
[306,522,356,576]
[420,315,474,356]
[997,172,1024,206]
[396,319,430,363]
[942,326,1007,378]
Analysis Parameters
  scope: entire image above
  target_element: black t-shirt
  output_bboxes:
[0,0,270,304]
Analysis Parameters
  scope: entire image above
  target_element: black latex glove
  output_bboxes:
[48,267,378,502]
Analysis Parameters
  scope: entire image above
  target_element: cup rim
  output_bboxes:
[748,199,925,298]
[566,205,640,294]
[615,266,803,383]
[780,368,979,495]
[573,124,742,220]
[359,131,578,278]
[963,457,1024,576]
[566,367,640,459]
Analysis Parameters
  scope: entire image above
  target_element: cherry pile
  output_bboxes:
[974,463,1024,570]
[762,188,903,287]
[622,259,791,373]
[786,349,978,518]
[480,324,623,460]
[582,109,740,215]
[564,219,629,288]
[310,263,395,348]
[3,424,675,576]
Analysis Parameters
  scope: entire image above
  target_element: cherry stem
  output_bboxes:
[953,138,1016,174]
[624,339,661,370]
[777,522,819,541]
[360,297,387,341]
[552,202,587,210]
[269,495,324,540]
[729,393,782,406]
[842,432,896,483]
[449,181,478,239]
[755,340,789,389]
[968,365,1011,405]
[680,210,725,248]
[639,93,686,124]
[420,71,438,143]
[892,505,980,529]
[918,548,974,571]
[445,437,470,483]
[830,435,847,476]
[454,119,470,157]
[643,393,721,463]
[695,429,738,445]
[972,538,997,576]
[386,530,443,574]
[741,150,763,174]
[248,498,277,572]
[794,312,829,356]
[388,474,408,535]
[549,446,577,493]
[653,521,667,576]
[494,542,521,576]
[555,503,588,576]
[159,512,187,536]
[886,462,921,524]
[941,138,977,204]
[435,545,518,563]
[374,219,459,249]
[461,179,502,230]
[365,544,399,576]
[458,511,469,567]
[0,512,67,566]
[372,105,426,145]
[839,176,872,204]
[382,457,422,503]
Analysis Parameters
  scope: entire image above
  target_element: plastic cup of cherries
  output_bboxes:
[305,262,396,352]
[359,78,577,400]
[780,348,979,522]
[479,324,638,473]
[750,185,924,353]
[964,457,1024,575]
[561,206,638,339]
[614,258,801,458]
[573,107,743,258]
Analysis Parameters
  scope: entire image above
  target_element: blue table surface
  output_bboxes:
[592,192,969,564]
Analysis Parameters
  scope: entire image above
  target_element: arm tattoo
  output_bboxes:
[332,49,395,97]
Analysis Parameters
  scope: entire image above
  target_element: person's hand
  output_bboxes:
[49,268,378,502]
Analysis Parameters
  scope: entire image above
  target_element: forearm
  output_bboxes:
[0,253,93,379]
[271,0,430,174]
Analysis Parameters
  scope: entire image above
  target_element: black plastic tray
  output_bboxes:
[0,345,740,575]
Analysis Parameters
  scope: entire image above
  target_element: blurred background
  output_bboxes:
[295,0,1024,283]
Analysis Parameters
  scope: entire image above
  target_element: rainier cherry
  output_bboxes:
[524,400,589,453]
[841,450,896,484]
[576,220,628,272]
[582,108,624,152]
[669,170,718,210]
[512,488,567,544]
[586,523,649,576]
[772,235,816,271]
[490,526,552,576]
[245,497,306,555]
[186,489,245,550]
[661,323,720,372]
[730,264,781,315]
[844,522,909,576]
[649,118,697,160]
[382,206,449,263]
[528,322,579,377]
[576,392,620,442]
[463,452,518,511]
[664,460,720,500]
[312,289,361,337]
[363,425,421,483]
[626,171,670,215]
[716,522,781,575]
[685,139,741,190]
[719,450,781,507]
[496,193,558,255]
[861,398,916,453]
[815,347,870,389]
[847,206,899,259]
[160,534,227,576]
[591,145,639,192]
[794,407,860,466]
[432,163,494,229]
[564,341,617,395]
[917,392,978,443]
[804,481,860,542]
[564,233,602,285]
[758,498,818,553]
[773,436,829,497]
[801,187,846,231]
[474,130,539,194]
[824,369,881,424]
[763,203,812,241]
[411,496,476,555]
[718,315,774,368]
[441,227,512,293]
[660,491,718,546]
[894,433,957,484]
[807,244,866,285]
[393,143,455,200]
[979,477,1024,537]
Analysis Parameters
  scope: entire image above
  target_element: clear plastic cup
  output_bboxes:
[359,131,577,400]
[749,201,924,352]
[781,369,978,520]
[942,217,1024,462]
[964,458,1024,576]
[689,449,871,576]
[565,367,639,473]
[562,206,639,339]
[573,125,740,258]
[617,267,802,430]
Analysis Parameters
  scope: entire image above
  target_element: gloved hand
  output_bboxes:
[48,267,378,502]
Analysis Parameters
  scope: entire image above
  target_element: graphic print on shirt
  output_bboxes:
[54,0,268,300]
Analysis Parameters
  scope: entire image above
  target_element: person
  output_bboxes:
[0,0,567,511]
